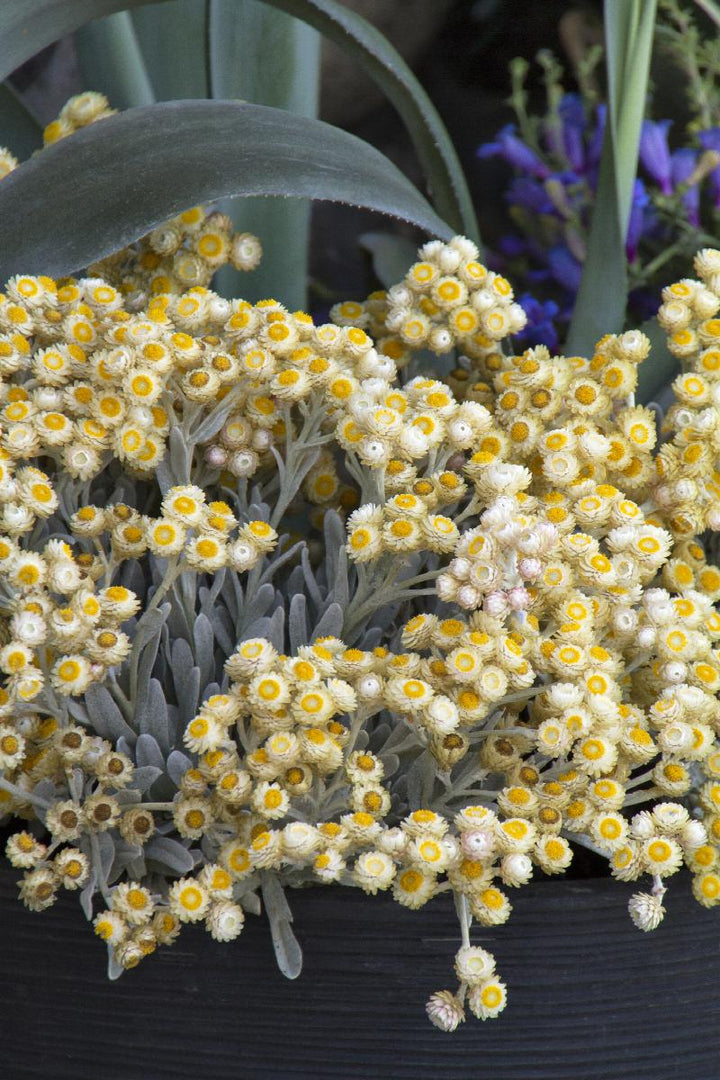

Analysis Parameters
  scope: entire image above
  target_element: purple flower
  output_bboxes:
[477,125,551,179]
[498,234,528,257]
[547,246,582,292]
[671,147,700,225]
[626,179,649,262]
[699,128,720,208]
[558,94,587,173]
[516,294,560,351]
[639,119,673,194]
[506,177,555,214]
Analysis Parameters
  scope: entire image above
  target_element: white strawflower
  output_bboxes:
[206,901,245,941]
[467,977,508,1019]
[546,682,583,710]
[500,852,533,887]
[628,891,665,932]
[282,822,320,861]
[680,819,708,851]
[651,802,689,834]
[353,850,396,894]
[454,945,496,986]
[629,810,656,840]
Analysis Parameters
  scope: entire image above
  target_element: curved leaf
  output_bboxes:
[258,0,478,240]
[0,99,450,284]
[0,0,475,239]
[0,1,142,78]
[209,0,320,308]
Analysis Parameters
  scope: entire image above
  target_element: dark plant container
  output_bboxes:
[1,866,718,1080]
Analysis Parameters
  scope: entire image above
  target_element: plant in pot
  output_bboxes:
[0,1,719,1076]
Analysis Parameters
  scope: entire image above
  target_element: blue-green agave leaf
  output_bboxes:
[0,99,451,283]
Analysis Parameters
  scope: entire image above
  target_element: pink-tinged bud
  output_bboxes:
[205,445,228,468]
[461,828,495,859]
[507,586,530,611]
[425,990,465,1032]
[484,590,509,617]
[518,557,542,580]
[457,584,481,609]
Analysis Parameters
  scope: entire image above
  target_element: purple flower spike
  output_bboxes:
[699,129,720,208]
[498,234,528,257]
[626,179,649,262]
[671,147,700,226]
[506,177,556,214]
[547,245,582,292]
[559,94,586,172]
[517,294,560,352]
[639,119,673,194]
[477,125,551,179]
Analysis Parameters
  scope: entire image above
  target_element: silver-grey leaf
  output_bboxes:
[177,667,202,727]
[245,607,285,652]
[406,750,435,809]
[258,542,304,588]
[83,684,136,743]
[311,602,344,641]
[95,831,116,879]
[239,889,261,917]
[167,749,193,787]
[134,733,165,771]
[192,612,215,687]
[288,593,308,652]
[145,836,195,876]
[107,951,124,981]
[323,509,346,585]
[129,765,163,793]
[378,752,400,778]
[79,869,98,920]
[136,678,171,753]
[261,872,302,980]
[331,546,349,610]
[299,548,323,610]
[242,581,276,623]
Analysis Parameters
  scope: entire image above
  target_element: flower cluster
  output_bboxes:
[3,219,720,1028]
[42,91,117,145]
[477,35,720,348]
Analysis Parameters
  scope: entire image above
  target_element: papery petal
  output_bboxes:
[477,125,551,179]
[639,119,673,194]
